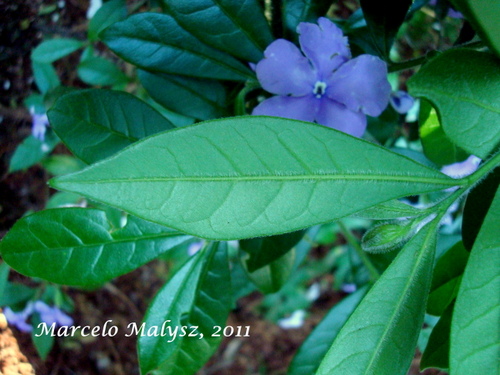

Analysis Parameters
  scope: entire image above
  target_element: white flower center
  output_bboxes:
[313,81,327,98]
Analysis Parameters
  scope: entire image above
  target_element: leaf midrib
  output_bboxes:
[8,232,184,255]
[56,173,458,186]
[363,224,436,373]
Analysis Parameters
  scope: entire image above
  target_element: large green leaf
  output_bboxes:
[450,187,500,375]
[240,230,305,272]
[409,49,500,159]
[0,208,190,287]
[139,242,230,374]
[48,89,175,164]
[315,221,438,375]
[50,117,457,240]
[289,286,368,375]
[359,0,412,59]
[451,0,500,58]
[31,38,84,63]
[101,13,253,81]
[159,0,272,62]
[427,241,469,316]
[138,70,227,121]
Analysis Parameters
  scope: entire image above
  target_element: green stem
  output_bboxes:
[388,40,485,73]
[339,221,380,282]
[463,151,500,186]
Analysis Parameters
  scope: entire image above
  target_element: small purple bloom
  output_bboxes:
[428,0,463,19]
[30,108,49,141]
[34,301,73,327]
[389,90,415,114]
[4,302,34,332]
[441,155,481,179]
[252,17,391,137]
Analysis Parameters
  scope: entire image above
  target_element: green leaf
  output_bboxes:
[419,100,469,166]
[353,199,425,220]
[77,57,128,86]
[139,242,231,374]
[289,286,368,375]
[284,0,333,34]
[450,187,500,375]
[240,230,305,272]
[427,241,469,316]
[408,49,500,159]
[451,0,500,58]
[138,70,227,121]
[159,0,272,62]
[49,117,456,240]
[101,13,253,81]
[88,0,127,42]
[359,0,412,59]
[31,314,55,360]
[462,166,500,250]
[0,208,190,287]
[421,302,454,371]
[8,132,59,173]
[41,155,85,175]
[48,89,175,164]
[244,247,295,294]
[32,61,60,94]
[315,221,438,375]
[31,38,84,63]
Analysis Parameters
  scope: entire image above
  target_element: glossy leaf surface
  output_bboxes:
[450,187,500,375]
[88,0,127,41]
[409,49,500,159]
[77,57,128,86]
[50,117,456,240]
[316,222,438,375]
[48,89,174,164]
[139,70,227,121]
[159,0,272,62]
[0,208,190,287]
[101,13,253,81]
[289,286,368,375]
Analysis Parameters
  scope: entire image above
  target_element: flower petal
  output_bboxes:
[298,17,351,79]
[326,55,391,116]
[389,90,415,114]
[252,95,319,122]
[256,39,316,96]
[315,98,367,137]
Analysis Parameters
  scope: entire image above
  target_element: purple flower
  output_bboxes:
[429,0,463,19]
[3,301,73,333]
[389,90,415,114]
[441,155,481,179]
[4,302,34,332]
[252,17,391,137]
[33,301,73,327]
[30,108,49,141]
